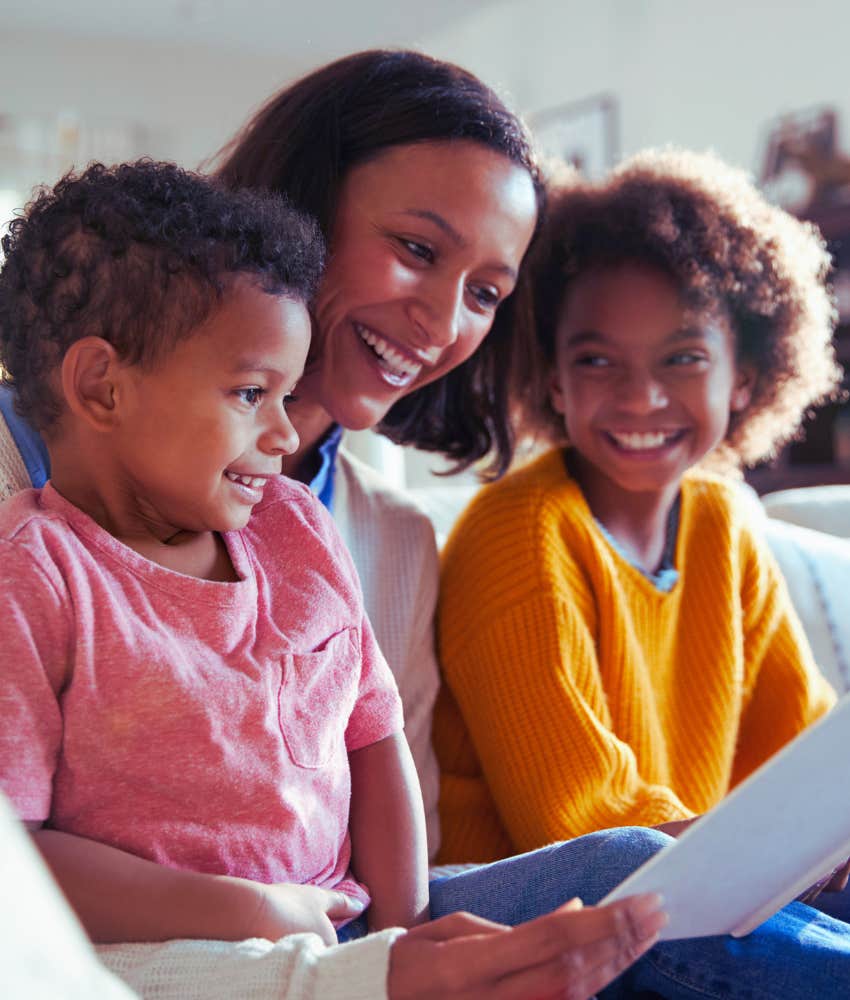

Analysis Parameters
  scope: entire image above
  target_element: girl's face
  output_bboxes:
[549,264,753,503]
[303,140,538,430]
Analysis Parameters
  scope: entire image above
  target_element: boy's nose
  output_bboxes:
[261,409,300,456]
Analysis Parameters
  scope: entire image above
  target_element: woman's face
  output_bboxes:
[304,140,538,430]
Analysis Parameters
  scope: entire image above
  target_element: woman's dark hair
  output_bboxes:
[214,48,543,476]
[0,159,325,431]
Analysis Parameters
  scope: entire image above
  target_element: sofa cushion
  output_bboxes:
[764,518,850,695]
[762,486,850,539]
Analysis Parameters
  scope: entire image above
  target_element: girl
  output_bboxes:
[436,148,842,864]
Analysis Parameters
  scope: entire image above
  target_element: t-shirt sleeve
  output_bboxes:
[345,611,404,752]
[309,494,403,752]
[0,540,71,821]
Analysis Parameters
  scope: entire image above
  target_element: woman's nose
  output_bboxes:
[411,277,464,349]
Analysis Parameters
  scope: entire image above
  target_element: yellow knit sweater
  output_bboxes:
[434,449,835,864]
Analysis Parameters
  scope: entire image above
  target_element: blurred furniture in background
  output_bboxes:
[752,107,850,494]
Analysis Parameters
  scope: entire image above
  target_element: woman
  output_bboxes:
[4,49,850,1000]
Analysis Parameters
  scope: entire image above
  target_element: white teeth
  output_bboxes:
[355,323,423,380]
[226,472,267,488]
[611,431,673,451]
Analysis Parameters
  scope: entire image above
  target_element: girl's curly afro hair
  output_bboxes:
[0,159,325,432]
[520,148,842,468]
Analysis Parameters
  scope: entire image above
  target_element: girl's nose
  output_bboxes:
[619,370,669,412]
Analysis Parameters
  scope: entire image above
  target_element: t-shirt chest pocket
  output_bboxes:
[279,627,360,769]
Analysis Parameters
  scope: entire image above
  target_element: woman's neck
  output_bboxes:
[280,398,337,484]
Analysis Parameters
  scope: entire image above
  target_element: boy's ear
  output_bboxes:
[730,362,756,413]
[548,369,567,416]
[61,337,123,430]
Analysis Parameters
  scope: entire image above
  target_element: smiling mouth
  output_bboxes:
[355,323,424,386]
[225,472,270,488]
[606,430,686,452]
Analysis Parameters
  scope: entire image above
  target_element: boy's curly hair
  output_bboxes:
[519,148,842,468]
[0,159,325,432]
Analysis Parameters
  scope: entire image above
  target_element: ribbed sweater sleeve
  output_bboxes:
[98,928,404,1000]
[435,450,835,864]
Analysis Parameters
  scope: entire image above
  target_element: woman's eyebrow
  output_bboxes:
[400,208,465,246]
[398,209,519,279]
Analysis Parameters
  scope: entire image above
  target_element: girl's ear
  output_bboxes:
[730,362,756,414]
[61,337,123,430]
[548,368,567,416]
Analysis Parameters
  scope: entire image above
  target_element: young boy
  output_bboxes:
[0,160,429,944]
[435,148,840,865]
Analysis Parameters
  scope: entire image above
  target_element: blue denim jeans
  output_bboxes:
[341,826,850,998]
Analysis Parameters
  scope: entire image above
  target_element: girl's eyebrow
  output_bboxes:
[669,324,724,343]
[563,326,723,348]
[563,329,607,348]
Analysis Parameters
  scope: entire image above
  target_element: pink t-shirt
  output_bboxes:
[0,478,403,906]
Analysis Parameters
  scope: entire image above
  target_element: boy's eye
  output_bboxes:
[236,387,265,406]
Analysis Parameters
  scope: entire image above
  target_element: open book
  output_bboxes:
[601,692,850,940]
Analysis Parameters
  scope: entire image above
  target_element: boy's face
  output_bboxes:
[549,264,752,504]
[114,279,310,536]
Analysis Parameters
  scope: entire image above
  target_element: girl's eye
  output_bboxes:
[236,387,265,406]
[400,239,434,263]
[467,284,501,310]
[668,352,706,366]
[574,354,611,368]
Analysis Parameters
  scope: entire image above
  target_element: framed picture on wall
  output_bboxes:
[528,94,618,179]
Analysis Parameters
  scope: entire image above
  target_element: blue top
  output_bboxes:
[0,386,50,488]
[0,384,343,512]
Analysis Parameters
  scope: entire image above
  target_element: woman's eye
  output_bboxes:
[468,284,501,310]
[283,391,299,405]
[400,239,434,263]
[236,387,265,406]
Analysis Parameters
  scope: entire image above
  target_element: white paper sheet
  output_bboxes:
[601,693,850,940]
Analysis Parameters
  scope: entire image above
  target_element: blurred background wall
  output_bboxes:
[2,0,849,487]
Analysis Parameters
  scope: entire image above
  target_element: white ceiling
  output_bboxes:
[1,0,500,57]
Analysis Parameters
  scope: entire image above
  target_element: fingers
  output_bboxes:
[473,895,666,1000]
[412,910,510,942]
[324,890,368,920]
[826,856,850,893]
[389,897,666,1000]
[474,892,665,981]
[431,895,666,998]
